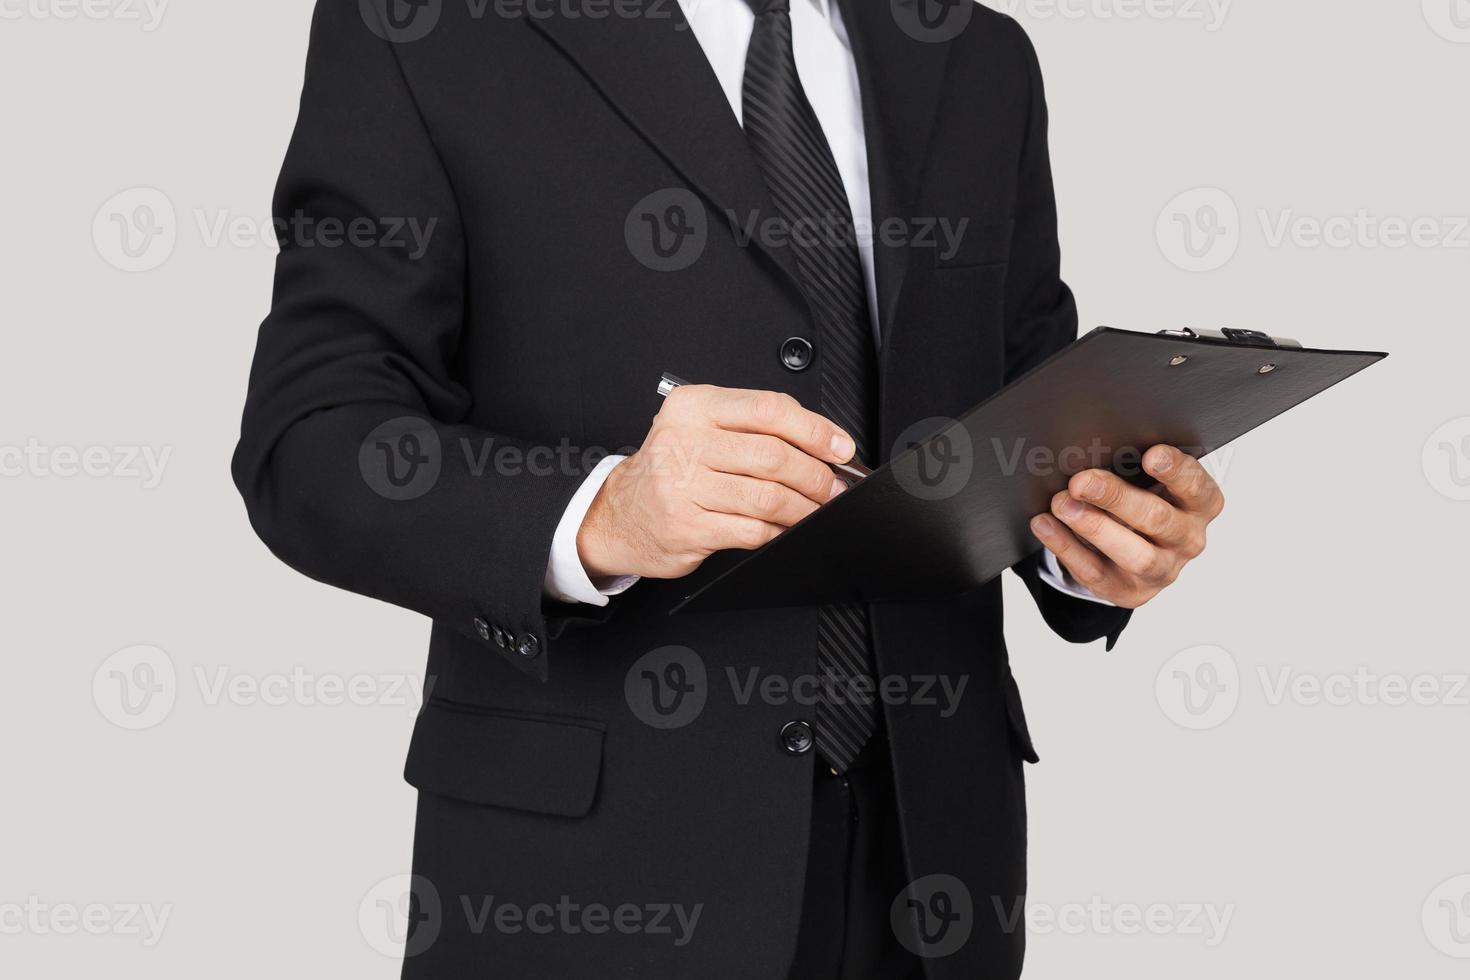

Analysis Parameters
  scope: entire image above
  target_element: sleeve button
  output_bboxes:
[516,633,541,661]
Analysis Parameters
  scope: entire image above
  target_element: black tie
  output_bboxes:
[742,0,879,773]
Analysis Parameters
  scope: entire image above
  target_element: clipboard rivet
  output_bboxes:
[1258,363,1278,375]
[1169,355,1189,366]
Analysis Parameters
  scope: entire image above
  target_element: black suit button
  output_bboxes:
[780,337,814,372]
[474,618,491,642]
[516,633,542,660]
[780,720,815,756]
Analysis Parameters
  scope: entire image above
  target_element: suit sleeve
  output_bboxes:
[999,18,1131,649]
[232,0,605,682]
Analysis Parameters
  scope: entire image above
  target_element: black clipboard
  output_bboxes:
[674,327,1386,614]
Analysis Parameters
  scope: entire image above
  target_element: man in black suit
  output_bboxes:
[233,0,1224,976]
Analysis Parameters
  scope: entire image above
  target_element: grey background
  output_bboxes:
[1,0,1466,975]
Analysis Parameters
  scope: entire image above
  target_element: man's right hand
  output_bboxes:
[577,386,857,581]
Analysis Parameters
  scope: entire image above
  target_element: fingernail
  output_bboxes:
[1032,516,1055,539]
[829,479,847,500]
[1080,477,1104,501]
[1060,495,1086,520]
[831,434,855,461]
[1151,449,1174,473]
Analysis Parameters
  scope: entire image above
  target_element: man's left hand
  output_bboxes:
[1030,445,1224,610]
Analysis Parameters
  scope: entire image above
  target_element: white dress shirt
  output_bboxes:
[543,0,1108,608]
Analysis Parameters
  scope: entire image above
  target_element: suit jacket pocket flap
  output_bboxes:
[405,699,606,818]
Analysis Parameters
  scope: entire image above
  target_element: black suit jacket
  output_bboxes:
[233,1,1131,976]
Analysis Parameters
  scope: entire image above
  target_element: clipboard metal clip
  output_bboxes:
[1155,327,1303,350]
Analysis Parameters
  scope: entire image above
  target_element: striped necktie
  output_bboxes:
[742,0,880,773]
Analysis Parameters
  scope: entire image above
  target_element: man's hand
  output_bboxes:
[578,386,855,580]
[1029,445,1224,609]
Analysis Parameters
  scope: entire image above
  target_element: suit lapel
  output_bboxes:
[526,3,804,295]
[836,0,955,343]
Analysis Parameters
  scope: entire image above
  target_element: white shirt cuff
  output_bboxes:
[544,455,641,607]
[1038,548,1116,607]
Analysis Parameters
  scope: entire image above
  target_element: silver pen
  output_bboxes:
[657,372,872,485]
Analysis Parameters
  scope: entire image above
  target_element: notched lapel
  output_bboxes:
[837,0,956,341]
[525,2,804,293]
